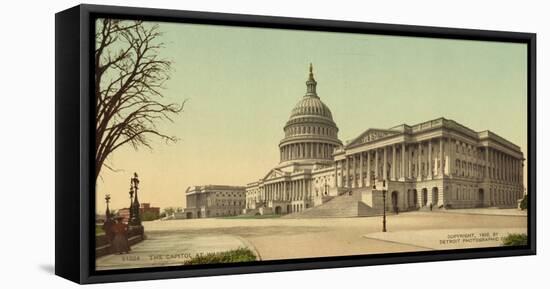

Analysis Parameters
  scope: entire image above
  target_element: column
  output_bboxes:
[505,155,509,182]
[512,158,516,183]
[289,145,292,159]
[289,146,291,160]
[485,146,489,179]
[497,151,503,181]
[503,154,506,181]
[392,145,397,180]
[294,181,297,200]
[374,149,379,181]
[490,149,494,179]
[302,179,305,200]
[499,152,503,181]
[292,181,295,200]
[289,182,292,200]
[303,179,306,200]
[449,138,455,177]
[401,143,406,180]
[428,140,432,179]
[298,180,301,200]
[334,160,338,187]
[439,138,444,177]
[417,142,422,179]
[507,156,511,183]
[508,155,514,183]
[408,144,412,178]
[383,146,388,181]
[366,151,371,186]
[359,152,364,187]
[346,156,350,188]
[515,158,519,184]
[352,154,357,188]
[502,154,506,182]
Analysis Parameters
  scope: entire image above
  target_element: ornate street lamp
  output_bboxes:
[130,172,141,226]
[382,180,387,232]
[372,180,387,232]
[128,181,134,224]
[104,194,111,220]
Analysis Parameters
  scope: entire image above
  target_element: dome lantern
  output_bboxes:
[305,63,318,97]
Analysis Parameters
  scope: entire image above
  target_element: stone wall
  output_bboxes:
[95,226,144,258]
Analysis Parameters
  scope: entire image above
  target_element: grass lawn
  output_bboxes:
[95,225,105,236]
[184,248,257,265]
[216,214,282,219]
[502,233,528,246]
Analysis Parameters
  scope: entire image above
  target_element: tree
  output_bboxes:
[94,19,184,181]
[163,207,176,216]
[520,194,528,210]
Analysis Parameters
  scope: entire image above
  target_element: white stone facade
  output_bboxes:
[244,65,525,215]
[183,185,246,218]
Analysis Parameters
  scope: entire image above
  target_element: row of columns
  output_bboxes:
[286,126,335,138]
[335,138,524,189]
[262,179,310,202]
[488,187,523,205]
[336,138,449,188]
[485,147,523,184]
[280,142,334,161]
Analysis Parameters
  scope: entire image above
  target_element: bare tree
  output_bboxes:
[95,19,184,182]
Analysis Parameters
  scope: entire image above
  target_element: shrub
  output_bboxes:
[184,248,257,265]
[141,211,159,221]
[95,225,105,236]
[502,233,528,246]
[520,194,528,210]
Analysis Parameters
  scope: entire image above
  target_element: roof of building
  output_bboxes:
[288,64,335,121]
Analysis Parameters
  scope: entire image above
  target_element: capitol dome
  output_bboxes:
[290,97,333,120]
[278,64,342,165]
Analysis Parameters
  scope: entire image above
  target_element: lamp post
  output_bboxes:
[104,194,111,220]
[128,182,134,224]
[382,180,387,232]
[130,172,141,226]
[373,180,387,232]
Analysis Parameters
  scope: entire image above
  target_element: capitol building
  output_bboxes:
[242,65,525,217]
[184,65,525,218]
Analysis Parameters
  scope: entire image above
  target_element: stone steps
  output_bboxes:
[282,193,381,219]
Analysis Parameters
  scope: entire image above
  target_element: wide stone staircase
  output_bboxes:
[282,189,381,219]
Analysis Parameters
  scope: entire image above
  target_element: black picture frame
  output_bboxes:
[55,4,536,284]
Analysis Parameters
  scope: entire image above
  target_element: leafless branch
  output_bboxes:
[94,19,184,182]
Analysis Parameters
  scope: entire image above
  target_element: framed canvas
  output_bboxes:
[55,4,536,284]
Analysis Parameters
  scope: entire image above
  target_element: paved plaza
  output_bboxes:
[96,210,527,270]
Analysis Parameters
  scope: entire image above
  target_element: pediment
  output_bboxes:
[262,168,286,181]
[347,128,399,147]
